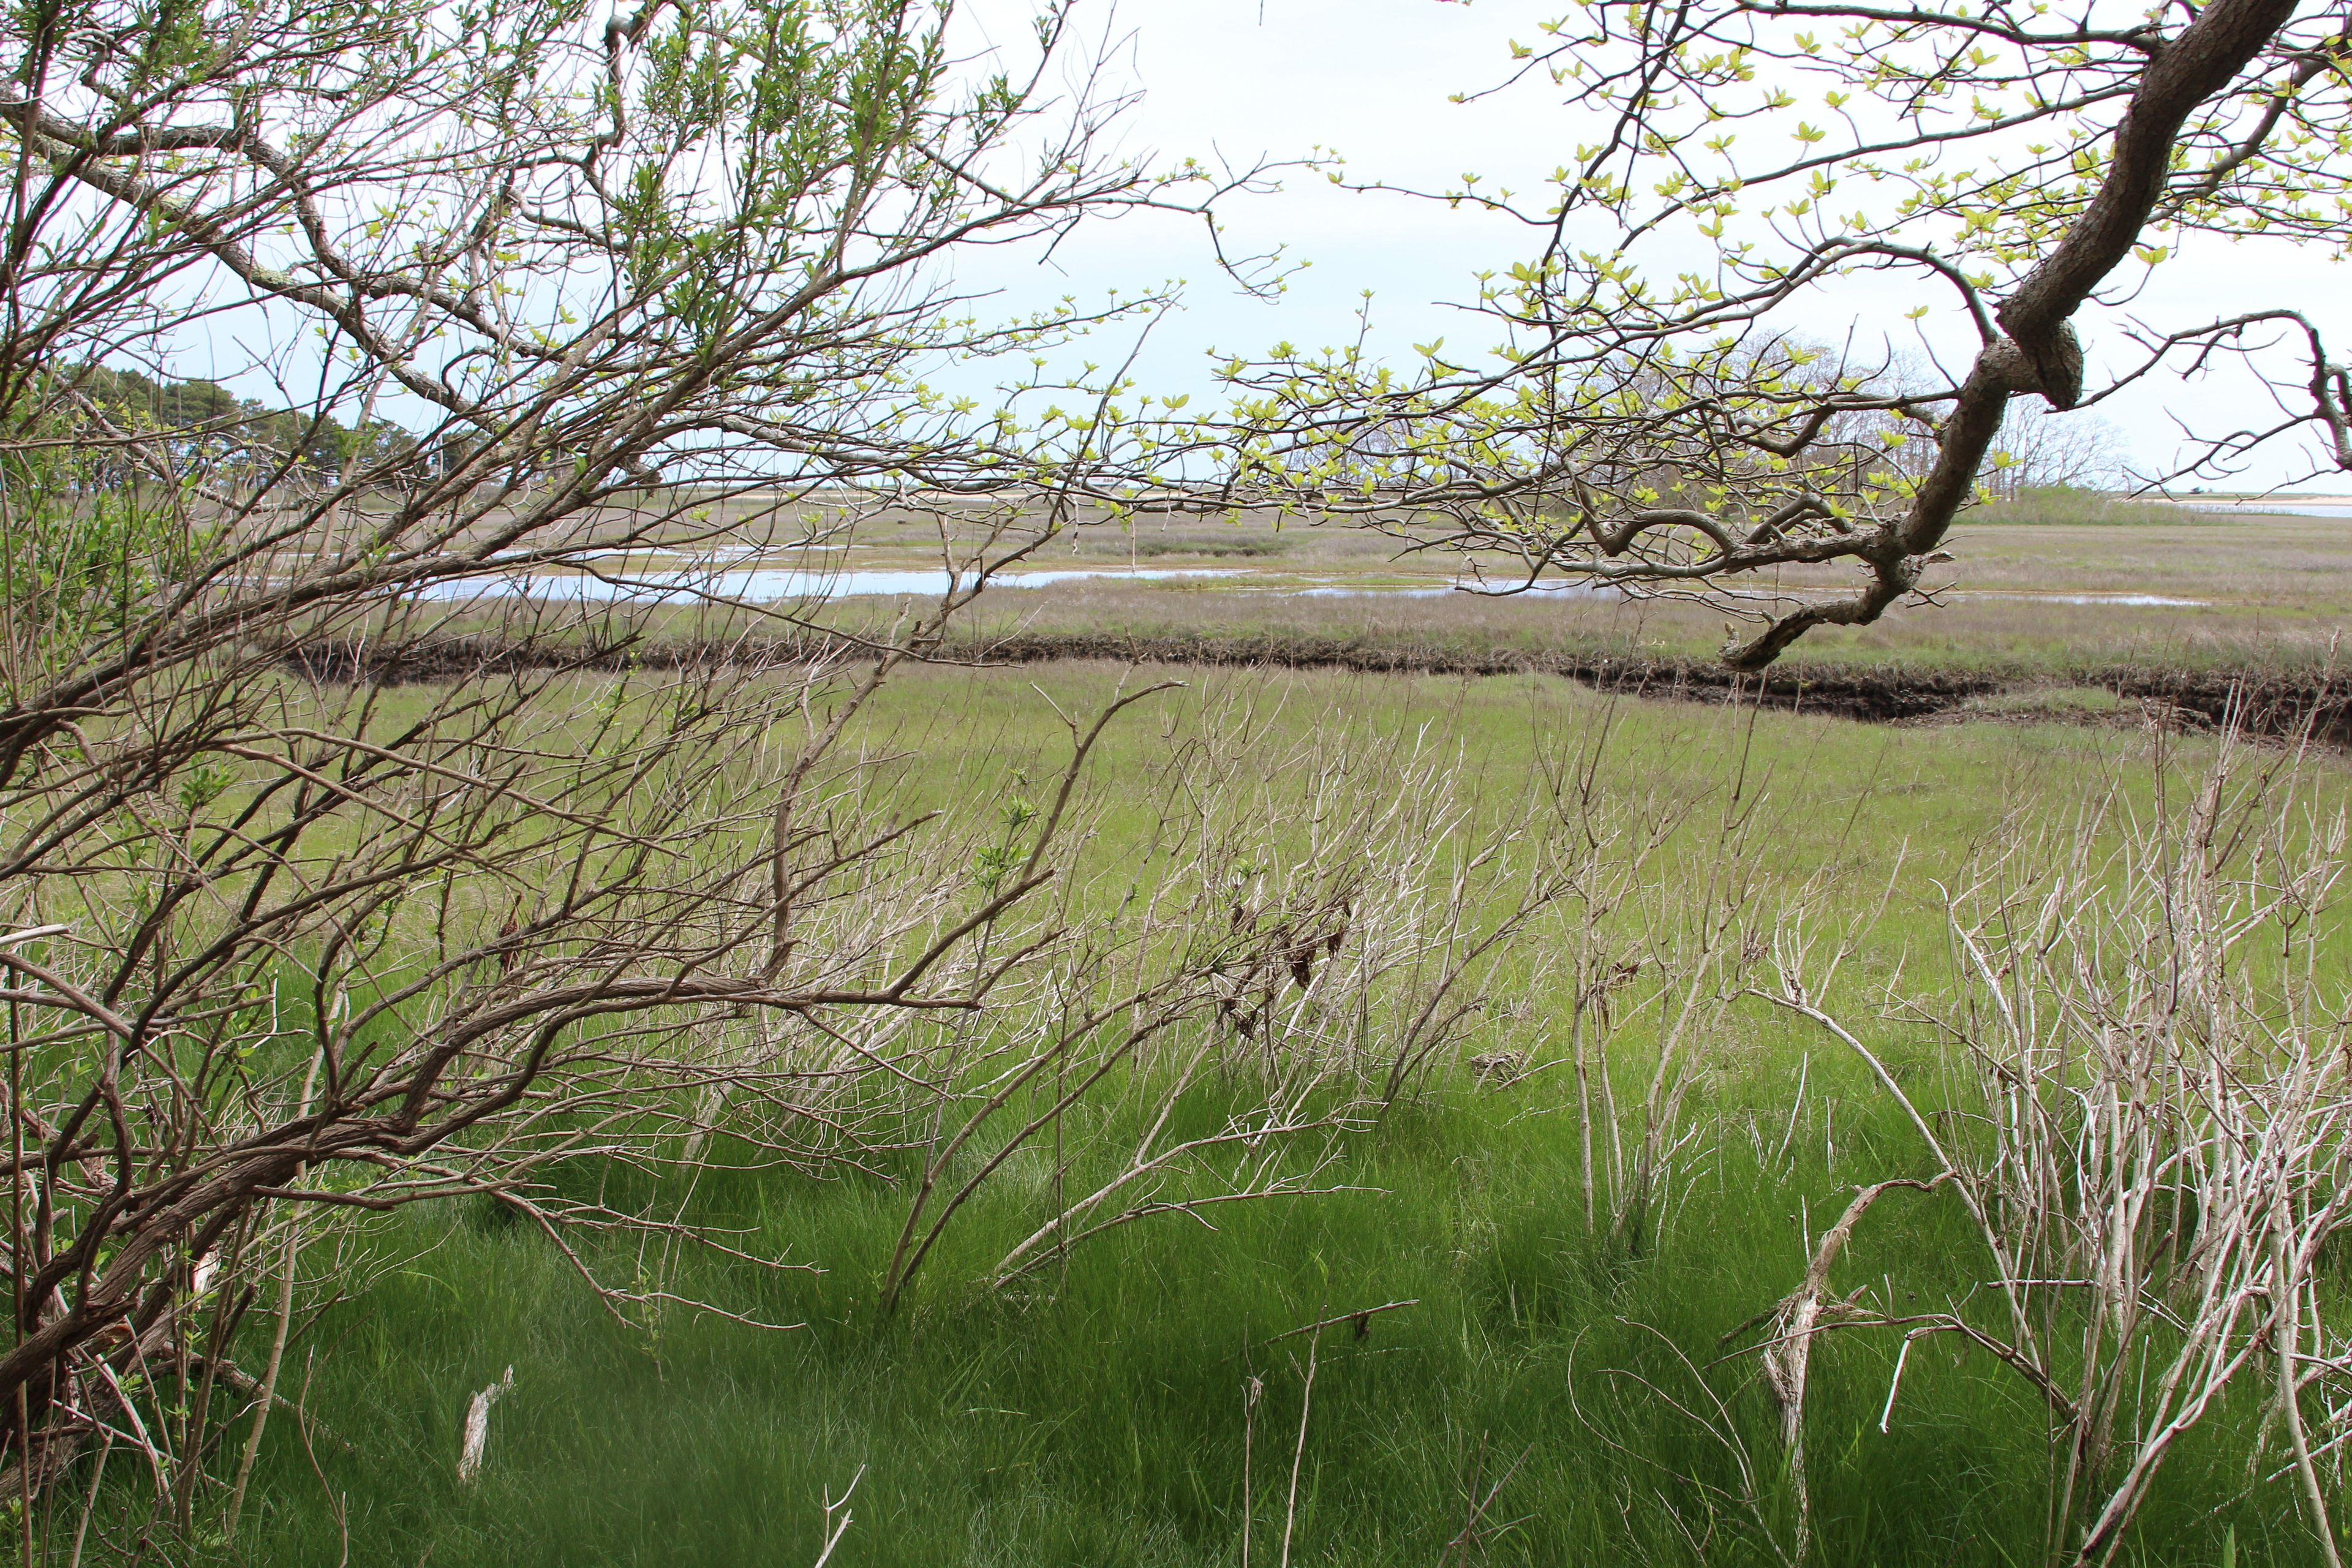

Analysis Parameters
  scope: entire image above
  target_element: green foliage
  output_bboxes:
[1202,0,2352,666]
[61,363,417,478]
[0,440,194,662]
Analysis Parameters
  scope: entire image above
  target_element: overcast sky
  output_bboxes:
[957,0,2352,494]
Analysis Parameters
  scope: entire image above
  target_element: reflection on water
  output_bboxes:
[402,565,2214,612]
[1283,580,1621,600]
[412,565,1240,602]
[1958,592,2210,607]
[1288,584,2210,608]
[2187,502,2352,519]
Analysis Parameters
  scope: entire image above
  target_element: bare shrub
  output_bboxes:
[1741,730,2352,1565]
[853,678,1585,1304]
[0,0,1272,1533]
[1518,701,1853,1255]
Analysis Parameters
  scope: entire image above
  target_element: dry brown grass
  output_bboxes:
[933,521,2344,673]
[337,499,2351,677]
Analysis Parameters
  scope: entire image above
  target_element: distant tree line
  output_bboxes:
[51,362,424,486]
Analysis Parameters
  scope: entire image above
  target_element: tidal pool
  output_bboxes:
[411,565,1242,603]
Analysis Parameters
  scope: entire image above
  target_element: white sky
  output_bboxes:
[957,0,2352,494]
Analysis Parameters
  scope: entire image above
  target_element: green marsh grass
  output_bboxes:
[204,667,2352,1567]
[233,1077,2305,1567]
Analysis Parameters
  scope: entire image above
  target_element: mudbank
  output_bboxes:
[278,631,2352,745]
